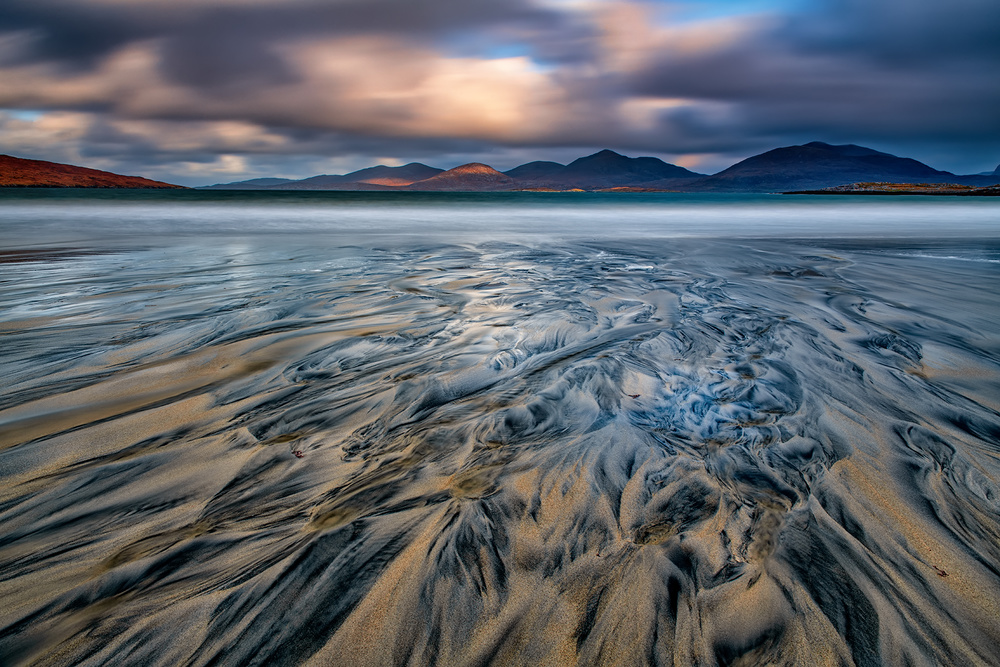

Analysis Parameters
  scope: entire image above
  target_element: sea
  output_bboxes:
[1,189,999,666]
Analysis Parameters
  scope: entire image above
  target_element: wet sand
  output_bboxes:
[1,236,999,666]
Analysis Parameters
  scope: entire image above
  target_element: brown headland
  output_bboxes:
[0,154,183,188]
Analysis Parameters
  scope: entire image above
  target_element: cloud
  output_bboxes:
[279,37,572,141]
[0,0,998,181]
[0,110,93,157]
[616,0,1000,167]
[0,0,563,67]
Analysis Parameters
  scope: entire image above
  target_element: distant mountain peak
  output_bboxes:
[503,160,565,179]
[447,162,505,175]
[797,142,888,158]
[692,141,954,192]
[570,150,628,166]
[559,149,701,185]
[405,162,515,191]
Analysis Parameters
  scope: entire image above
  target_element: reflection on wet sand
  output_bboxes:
[1,239,999,666]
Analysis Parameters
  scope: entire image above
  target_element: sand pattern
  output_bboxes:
[1,238,999,666]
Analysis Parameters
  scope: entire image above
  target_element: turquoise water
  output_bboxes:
[1,191,999,666]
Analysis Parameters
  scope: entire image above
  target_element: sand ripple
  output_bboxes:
[1,238,999,665]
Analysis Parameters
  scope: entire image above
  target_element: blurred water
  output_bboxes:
[2,189,1000,245]
[1,192,999,666]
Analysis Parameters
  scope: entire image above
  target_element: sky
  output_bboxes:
[0,0,998,186]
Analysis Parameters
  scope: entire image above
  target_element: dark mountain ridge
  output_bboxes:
[203,177,293,189]
[507,150,703,189]
[502,160,565,180]
[194,143,998,192]
[560,149,701,185]
[267,163,443,190]
[685,142,956,192]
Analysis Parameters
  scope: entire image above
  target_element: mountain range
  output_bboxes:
[2,143,998,192]
[204,149,705,191]
[204,142,999,192]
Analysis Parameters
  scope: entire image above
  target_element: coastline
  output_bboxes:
[786,182,1000,196]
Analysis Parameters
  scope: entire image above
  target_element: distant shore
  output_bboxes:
[786,182,1000,196]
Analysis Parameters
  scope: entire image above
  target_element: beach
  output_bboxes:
[1,191,999,665]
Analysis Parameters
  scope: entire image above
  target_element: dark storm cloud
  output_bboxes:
[0,0,565,77]
[628,0,1000,157]
[158,20,298,91]
[783,0,1000,64]
[0,3,170,68]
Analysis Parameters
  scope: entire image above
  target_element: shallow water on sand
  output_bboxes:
[1,193,1000,666]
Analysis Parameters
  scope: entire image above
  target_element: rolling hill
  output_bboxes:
[685,142,955,192]
[504,150,703,189]
[403,163,516,191]
[0,154,183,188]
[266,163,443,190]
